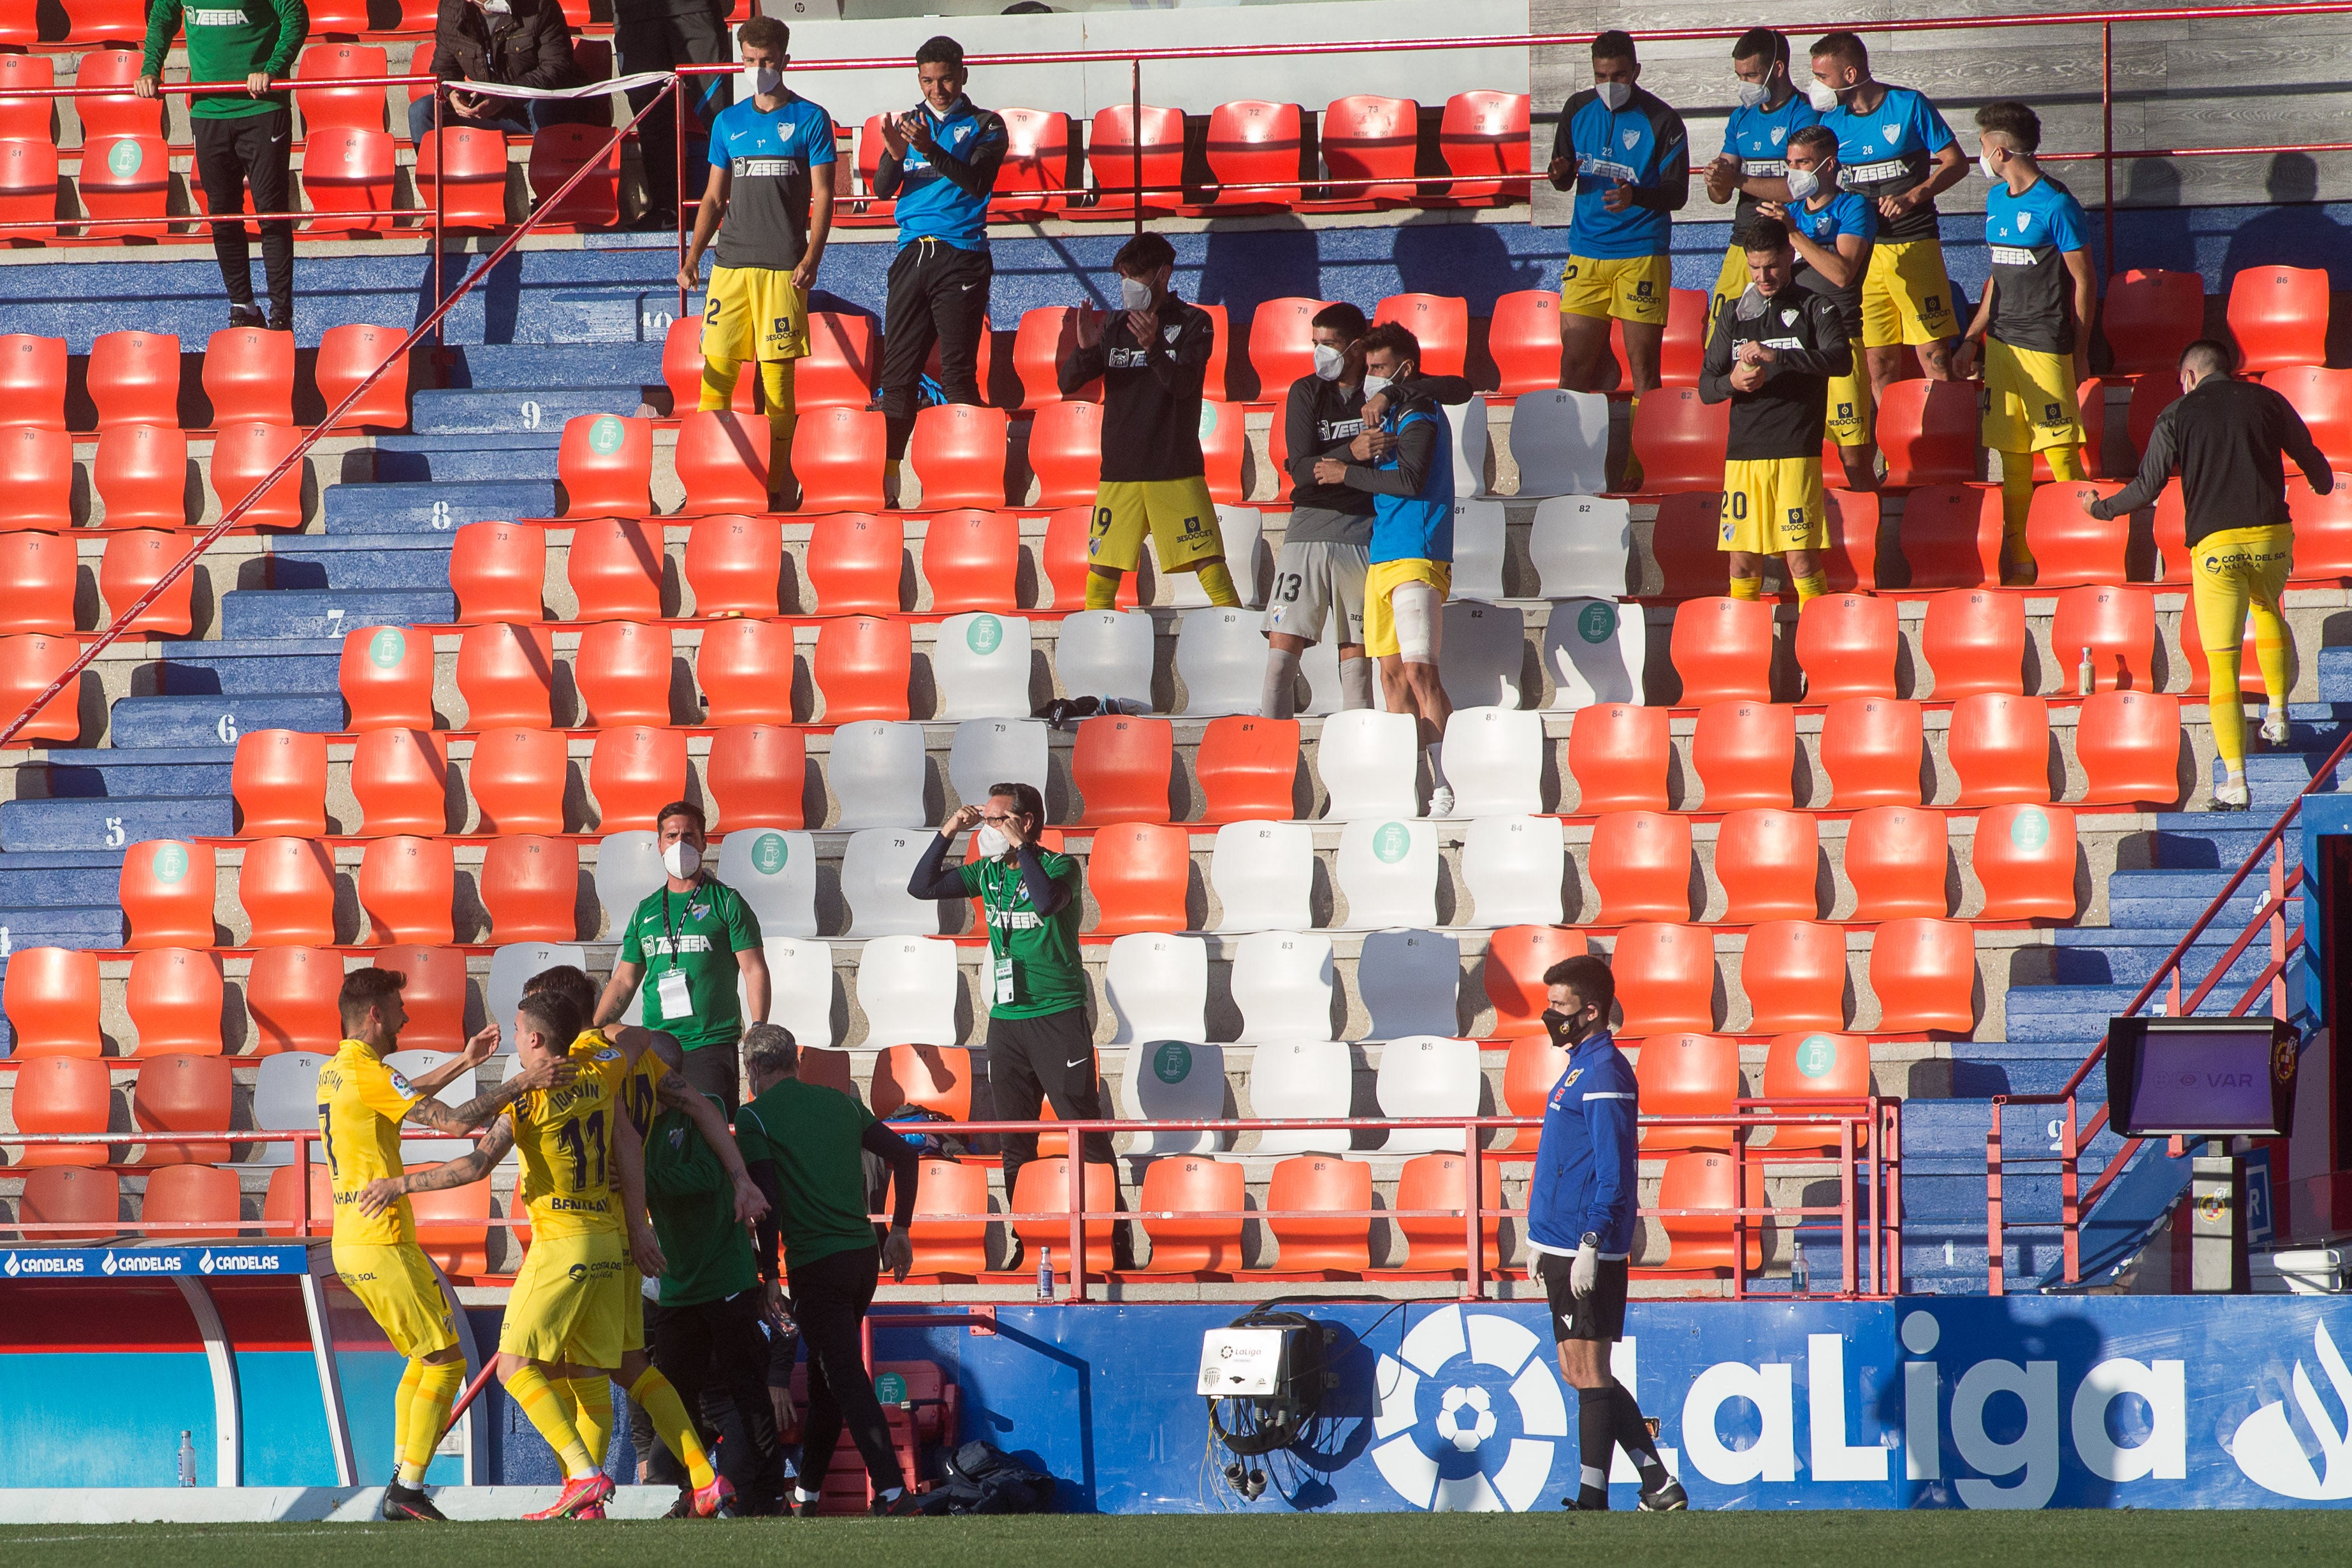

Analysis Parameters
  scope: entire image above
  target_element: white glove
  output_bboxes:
[1570,1238,1599,1300]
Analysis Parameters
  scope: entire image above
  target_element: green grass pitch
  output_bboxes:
[4,1512,2351,1567]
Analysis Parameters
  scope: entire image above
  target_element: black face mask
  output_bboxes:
[1543,1007,1592,1048]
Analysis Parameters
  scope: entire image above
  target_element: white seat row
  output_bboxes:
[1450,391,1613,504]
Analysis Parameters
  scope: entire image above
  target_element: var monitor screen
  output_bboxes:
[2105,1017,2297,1138]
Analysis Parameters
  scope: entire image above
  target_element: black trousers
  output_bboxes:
[642,1289,785,1511]
[191,109,293,319]
[878,237,994,460]
[616,2,732,221]
[790,1243,905,1495]
[679,1036,740,1115]
[987,1005,1114,1197]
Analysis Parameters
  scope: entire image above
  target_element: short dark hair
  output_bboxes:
[738,16,788,54]
[1114,231,1175,276]
[1741,215,1792,253]
[523,964,598,1024]
[1591,29,1637,65]
[914,34,964,71]
[657,800,706,835]
[516,992,580,1051]
[988,780,1045,831]
[1975,99,2042,155]
[1810,31,1868,70]
[1732,27,1787,67]
[1787,124,1838,161]
[1310,301,1368,341]
[2181,338,2237,378]
[1359,320,1420,369]
[338,967,405,1033]
[1543,954,1616,1021]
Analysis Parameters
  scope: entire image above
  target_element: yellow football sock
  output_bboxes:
[2253,607,2294,707]
[630,1367,716,1490]
[700,352,744,414]
[760,358,797,491]
[565,1376,613,1469]
[1793,570,1829,606]
[505,1364,597,1480]
[2209,646,2246,772]
[1998,455,2035,572]
[1195,560,1238,607]
[2046,444,2085,483]
[1727,576,1764,602]
[391,1357,421,1472]
[1084,569,1120,609]
[399,1358,463,1487]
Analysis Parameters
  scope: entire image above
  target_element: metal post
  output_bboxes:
[1462,1120,1483,1302]
[676,72,690,319]
[296,1135,310,1237]
[1986,1117,2005,1296]
[2061,1098,2081,1283]
[2101,21,2115,278]
[1130,58,1142,238]
[1839,1119,1857,1295]
[1731,1128,1747,1301]
[1065,1139,1086,1303]
[432,89,446,352]
[2270,842,2289,1019]
[1886,1107,1904,1296]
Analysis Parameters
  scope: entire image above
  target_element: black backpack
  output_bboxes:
[916,1441,1057,1514]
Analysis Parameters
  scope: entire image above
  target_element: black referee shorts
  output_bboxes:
[1534,1251,1630,1344]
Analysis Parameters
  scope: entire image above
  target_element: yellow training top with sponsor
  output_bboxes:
[506,1044,631,1240]
[570,1026,670,1137]
[318,1039,425,1247]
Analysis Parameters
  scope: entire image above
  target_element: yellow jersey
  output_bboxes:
[570,1027,669,1138]
[507,1044,631,1241]
[317,1039,425,1247]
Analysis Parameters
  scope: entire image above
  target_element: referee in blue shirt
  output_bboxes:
[1526,954,1684,1513]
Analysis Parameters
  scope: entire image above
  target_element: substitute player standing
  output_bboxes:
[1548,30,1688,400]
[1952,101,2098,586]
[1806,32,1966,404]
[318,968,574,1522]
[1755,124,1878,490]
[1526,954,1685,1513]
[1702,29,1817,322]
[1697,217,1853,607]
[678,16,834,505]
[2083,340,2332,810]
[1063,233,1239,609]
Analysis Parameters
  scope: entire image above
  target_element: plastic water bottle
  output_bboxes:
[1789,1251,1810,1297]
[177,1431,196,1487]
[1036,1244,1054,1301]
[2078,646,2094,697]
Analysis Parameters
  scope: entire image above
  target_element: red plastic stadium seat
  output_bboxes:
[1309,95,1419,210]
[1028,400,1103,508]
[2065,375,2123,482]
[844,115,896,226]
[699,618,798,725]
[0,57,56,144]
[1920,588,2026,698]
[2227,265,2329,373]
[1191,101,1300,219]
[239,838,338,947]
[246,948,340,1054]
[787,311,875,410]
[559,413,651,519]
[2100,269,2203,377]
[1692,701,1795,812]
[661,316,753,416]
[671,519,781,625]
[1374,294,1467,379]
[352,728,451,836]
[1648,1152,1766,1275]
[1878,381,1980,488]
[453,622,553,729]
[11,1058,114,1170]
[1845,806,1950,920]
[122,839,216,948]
[0,426,75,528]
[92,423,189,528]
[674,413,770,516]
[1898,486,2003,590]
[0,632,81,744]
[1083,104,1186,221]
[1428,90,1530,209]
[1261,1155,1372,1277]
[300,122,399,233]
[1038,504,1133,609]
[805,513,904,616]
[78,132,173,239]
[1008,1158,1116,1277]
[1669,596,1771,707]
[15,1166,120,1237]
[315,324,410,431]
[1948,693,2053,806]
[1499,1033,1569,1149]
[1567,703,1669,814]
[1085,822,1191,935]
[811,615,909,722]
[262,1163,335,1237]
[409,1174,491,1278]
[1633,1033,1738,1152]
[1196,716,1299,825]
[296,43,392,133]
[1869,917,1977,1032]
[919,509,1019,614]
[1486,290,1562,397]
[1741,920,1847,1033]
[2076,690,2182,807]
[1757,1031,1873,1154]
[2023,481,2128,587]
[528,124,622,229]
[574,620,673,727]
[358,835,456,945]
[992,108,1075,224]
[98,528,197,635]
[1483,925,1586,1041]
[1653,289,1710,389]
[142,1163,243,1237]
[4,947,102,1058]
[468,726,567,835]
[480,835,579,943]
[1715,809,1819,923]
[340,623,434,731]
[871,1044,972,1121]
[567,516,664,620]
[1822,490,1882,591]
[2051,584,2157,693]
[72,49,157,140]
[1642,491,1724,599]
[892,1159,987,1281]
[0,531,75,634]
[706,725,806,831]
[1629,387,1730,495]
[233,729,329,838]
[67,0,152,43]
[588,725,686,831]
[910,403,1010,511]
[1133,1156,1247,1275]
[1070,715,1172,825]
[1819,697,1925,809]
[1793,593,1895,703]
[369,944,466,1052]
[1200,398,1244,505]
[210,420,306,530]
[201,327,293,426]
[1611,923,1717,1036]
[2127,372,2181,465]
[0,137,60,242]
[1245,298,1325,403]
[414,127,511,229]
[792,407,887,513]
[449,521,545,625]
[1588,811,1694,924]
[1972,803,2080,920]
[2266,365,2352,468]
[0,335,65,431]
[1011,307,1091,409]
[124,948,224,1059]
[131,1054,233,1165]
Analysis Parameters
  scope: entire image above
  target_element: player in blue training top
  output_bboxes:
[678,16,836,507]
[1525,954,1685,1513]
[1806,31,1968,407]
[1755,124,1879,490]
[1702,28,1819,323]
[1547,29,1689,398]
[1954,99,2098,586]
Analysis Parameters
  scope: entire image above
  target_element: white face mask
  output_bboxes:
[1311,343,1346,382]
[1117,275,1154,312]
[1595,80,1632,112]
[662,839,702,880]
[1979,149,2002,182]
[1736,78,1771,108]
[752,65,783,97]
[975,825,1010,859]
[1361,373,1392,401]
[1806,79,1841,113]
[1784,165,1820,201]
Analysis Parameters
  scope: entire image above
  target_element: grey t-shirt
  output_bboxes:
[1282,504,1373,548]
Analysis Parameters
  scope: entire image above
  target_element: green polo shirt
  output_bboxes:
[642,1093,759,1308]
[618,876,762,1053]
[734,1078,878,1273]
[955,848,1086,1019]
[142,0,309,120]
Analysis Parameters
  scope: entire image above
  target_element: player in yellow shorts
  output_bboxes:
[1702,31,1820,324]
[320,967,576,1523]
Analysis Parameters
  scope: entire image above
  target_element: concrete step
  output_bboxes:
[0,904,127,950]
[372,436,565,484]
[440,344,664,391]
[0,851,129,908]
[1997,983,2145,1043]
[41,745,236,800]
[218,587,457,641]
[2046,930,2288,989]
[409,386,648,437]
[2105,867,2279,929]
[1899,1100,2121,1167]
[2151,818,2305,871]
[109,693,345,748]
[160,639,346,695]
[0,793,235,853]
[321,478,560,535]
[270,535,466,593]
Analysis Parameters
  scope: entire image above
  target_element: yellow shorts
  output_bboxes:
[1827,362,1873,449]
[702,265,809,363]
[1859,239,1957,348]
[1363,557,1451,659]
[1711,245,1751,326]
[333,1241,458,1360]
[2191,525,2294,655]
[620,1261,645,1353]
[500,1230,630,1369]
[1980,337,2084,454]
[1719,457,1827,555]
[1088,476,1224,574]
[1560,254,1671,326]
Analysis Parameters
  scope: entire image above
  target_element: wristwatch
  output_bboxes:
[1581,1231,1601,1249]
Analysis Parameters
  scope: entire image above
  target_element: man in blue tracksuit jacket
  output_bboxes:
[1526,953,1685,1512]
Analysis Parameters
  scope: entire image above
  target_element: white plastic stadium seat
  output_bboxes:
[1543,597,1648,711]
[948,718,1048,812]
[384,1050,475,1161]
[1168,505,1265,608]
[1316,709,1421,820]
[1175,606,1264,717]
[1230,929,1336,1043]
[593,831,665,941]
[1103,931,1208,1045]
[1356,927,1461,1040]
[485,942,586,1047]
[1373,1034,1483,1153]
[838,828,944,938]
[1509,389,1611,498]
[826,720,929,831]
[252,1050,329,1166]
[748,936,836,1050]
[1209,819,1316,932]
[1247,1038,1353,1154]
[854,934,961,1047]
[715,827,818,939]
[1119,1038,1228,1155]
[1334,817,1439,930]
[1438,600,1525,711]
[1052,609,1155,710]
[1450,394,1495,499]
[1441,706,1545,817]
[1460,814,1567,927]
[1297,638,1346,716]
[931,611,1033,721]
[1449,498,1509,601]
[1529,496,1633,599]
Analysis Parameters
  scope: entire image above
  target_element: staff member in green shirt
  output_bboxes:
[736,1024,922,1518]
[138,0,309,331]
[904,780,1107,1198]
[595,801,771,1112]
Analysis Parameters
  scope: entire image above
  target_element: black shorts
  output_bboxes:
[1534,1251,1630,1343]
